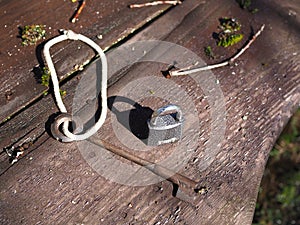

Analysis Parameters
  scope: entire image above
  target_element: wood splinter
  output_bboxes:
[169,24,265,76]
[71,0,86,23]
[129,0,182,8]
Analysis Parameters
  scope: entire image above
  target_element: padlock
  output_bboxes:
[147,104,184,146]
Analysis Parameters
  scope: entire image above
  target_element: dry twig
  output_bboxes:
[129,0,182,8]
[71,0,86,23]
[169,24,265,76]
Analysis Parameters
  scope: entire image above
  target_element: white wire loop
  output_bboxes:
[43,30,108,142]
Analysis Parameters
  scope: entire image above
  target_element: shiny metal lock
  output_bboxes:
[147,104,183,146]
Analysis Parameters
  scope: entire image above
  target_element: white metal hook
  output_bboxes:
[43,30,108,141]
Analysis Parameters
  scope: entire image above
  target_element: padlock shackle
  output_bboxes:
[150,104,183,126]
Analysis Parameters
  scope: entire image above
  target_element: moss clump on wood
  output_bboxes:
[217,33,244,47]
[41,66,50,87]
[21,25,46,46]
[215,18,243,48]
[236,0,258,13]
[204,46,215,59]
[236,0,251,9]
[41,67,66,97]
[219,17,241,33]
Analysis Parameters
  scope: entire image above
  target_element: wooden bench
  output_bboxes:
[0,0,299,224]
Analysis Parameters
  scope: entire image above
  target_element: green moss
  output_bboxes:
[41,66,66,97]
[217,34,244,47]
[204,46,215,59]
[21,25,46,46]
[41,67,50,87]
[59,90,67,97]
[236,0,258,13]
[236,0,251,9]
[215,18,243,48]
[219,18,241,33]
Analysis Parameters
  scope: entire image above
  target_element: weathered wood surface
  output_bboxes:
[1,0,300,224]
[0,0,172,123]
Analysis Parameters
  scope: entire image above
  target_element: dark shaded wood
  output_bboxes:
[0,0,173,123]
[0,0,300,224]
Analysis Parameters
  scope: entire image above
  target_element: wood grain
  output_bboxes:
[0,0,173,123]
[0,0,299,224]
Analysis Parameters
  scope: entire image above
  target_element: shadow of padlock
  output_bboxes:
[108,96,153,143]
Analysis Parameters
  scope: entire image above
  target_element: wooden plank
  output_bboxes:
[0,0,207,166]
[1,0,300,224]
[0,0,174,123]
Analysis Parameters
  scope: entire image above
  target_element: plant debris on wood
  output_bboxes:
[41,66,66,97]
[204,46,215,59]
[216,18,243,47]
[41,66,51,87]
[219,17,242,32]
[5,138,34,164]
[217,33,243,47]
[236,0,258,13]
[20,25,46,46]
[169,24,265,76]
[236,0,251,9]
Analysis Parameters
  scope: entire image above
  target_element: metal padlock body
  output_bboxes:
[147,105,183,146]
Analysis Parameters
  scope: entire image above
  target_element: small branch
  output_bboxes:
[129,0,182,8]
[169,24,265,76]
[229,24,265,63]
[71,0,86,23]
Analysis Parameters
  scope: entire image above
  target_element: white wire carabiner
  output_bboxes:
[43,30,108,142]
